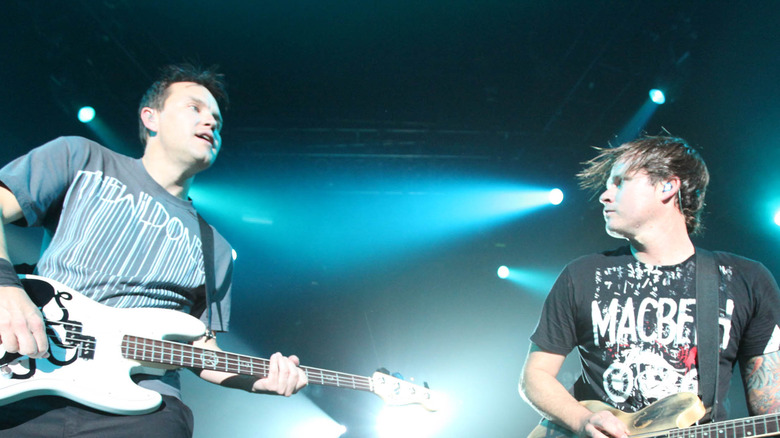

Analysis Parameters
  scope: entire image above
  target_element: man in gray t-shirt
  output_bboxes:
[0,64,308,437]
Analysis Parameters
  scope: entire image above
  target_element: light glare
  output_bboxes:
[497,265,510,279]
[774,209,780,227]
[548,188,564,205]
[78,106,96,123]
[649,89,666,105]
[376,404,446,438]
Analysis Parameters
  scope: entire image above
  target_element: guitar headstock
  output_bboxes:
[370,371,440,411]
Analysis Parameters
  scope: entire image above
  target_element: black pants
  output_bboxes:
[0,395,194,437]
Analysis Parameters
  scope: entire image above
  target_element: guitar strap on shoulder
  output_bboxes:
[197,212,222,336]
[695,247,720,421]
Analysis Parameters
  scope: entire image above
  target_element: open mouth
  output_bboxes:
[195,133,214,145]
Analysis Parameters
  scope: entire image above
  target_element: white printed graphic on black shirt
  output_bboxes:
[591,260,733,407]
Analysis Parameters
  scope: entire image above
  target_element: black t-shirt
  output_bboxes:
[531,246,780,420]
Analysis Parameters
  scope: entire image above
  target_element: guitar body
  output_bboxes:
[528,392,706,438]
[0,275,208,414]
[0,275,439,415]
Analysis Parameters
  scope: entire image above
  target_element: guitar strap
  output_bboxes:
[197,212,223,337]
[695,248,720,421]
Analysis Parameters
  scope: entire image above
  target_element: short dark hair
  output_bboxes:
[138,63,229,145]
[577,135,710,235]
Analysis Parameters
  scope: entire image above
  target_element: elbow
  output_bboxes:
[517,367,532,402]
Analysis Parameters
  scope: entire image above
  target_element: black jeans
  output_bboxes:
[0,395,194,437]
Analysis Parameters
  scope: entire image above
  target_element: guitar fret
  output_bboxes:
[120,336,375,394]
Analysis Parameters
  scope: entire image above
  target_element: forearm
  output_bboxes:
[197,368,259,392]
[0,186,24,261]
[742,351,780,415]
[520,367,593,431]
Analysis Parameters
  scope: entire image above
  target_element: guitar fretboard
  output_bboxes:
[635,414,780,438]
[121,335,373,392]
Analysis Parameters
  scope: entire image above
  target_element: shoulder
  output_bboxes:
[57,136,133,162]
[711,250,774,278]
[711,249,763,266]
[31,136,130,167]
[707,250,779,302]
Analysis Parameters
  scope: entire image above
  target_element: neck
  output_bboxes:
[141,154,194,200]
[629,225,694,266]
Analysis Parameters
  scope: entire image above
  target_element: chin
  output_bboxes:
[605,226,627,240]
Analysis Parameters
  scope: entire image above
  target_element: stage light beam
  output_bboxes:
[774,209,780,227]
[497,265,510,279]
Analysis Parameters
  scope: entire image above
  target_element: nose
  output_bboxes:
[202,112,217,129]
[599,187,613,205]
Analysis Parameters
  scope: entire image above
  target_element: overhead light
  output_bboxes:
[77,106,96,123]
[649,89,666,105]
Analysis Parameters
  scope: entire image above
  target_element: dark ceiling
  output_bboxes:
[2,1,779,436]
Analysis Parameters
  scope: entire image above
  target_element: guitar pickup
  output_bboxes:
[64,324,96,360]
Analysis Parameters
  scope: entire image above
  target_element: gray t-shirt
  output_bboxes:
[0,136,233,397]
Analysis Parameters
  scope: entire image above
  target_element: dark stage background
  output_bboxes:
[2,1,779,436]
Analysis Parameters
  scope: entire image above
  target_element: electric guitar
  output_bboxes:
[0,275,439,415]
[528,391,780,438]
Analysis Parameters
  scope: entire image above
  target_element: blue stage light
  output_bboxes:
[497,265,510,279]
[649,89,666,105]
[548,188,564,205]
[774,209,780,227]
[77,106,96,123]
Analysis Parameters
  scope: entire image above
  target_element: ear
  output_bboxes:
[658,177,680,203]
[140,107,159,134]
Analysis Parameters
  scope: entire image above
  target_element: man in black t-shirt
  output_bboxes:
[519,136,780,437]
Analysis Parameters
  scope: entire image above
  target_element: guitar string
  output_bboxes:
[41,324,422,393]
[122,336,376,391]
[41,321,369,386]
[628,412,780,438]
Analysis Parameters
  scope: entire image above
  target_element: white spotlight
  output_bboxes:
[376,404,446,438]
[548,188,564,205]
[497,266,510,279]
[78,106,96,123]
[649,89,666,105]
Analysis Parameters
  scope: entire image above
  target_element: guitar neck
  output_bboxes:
[663,414,780,438]
[121,335,373,392]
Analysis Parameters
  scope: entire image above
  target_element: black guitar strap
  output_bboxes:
[695,248,720,421]
[197,212,223,337]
